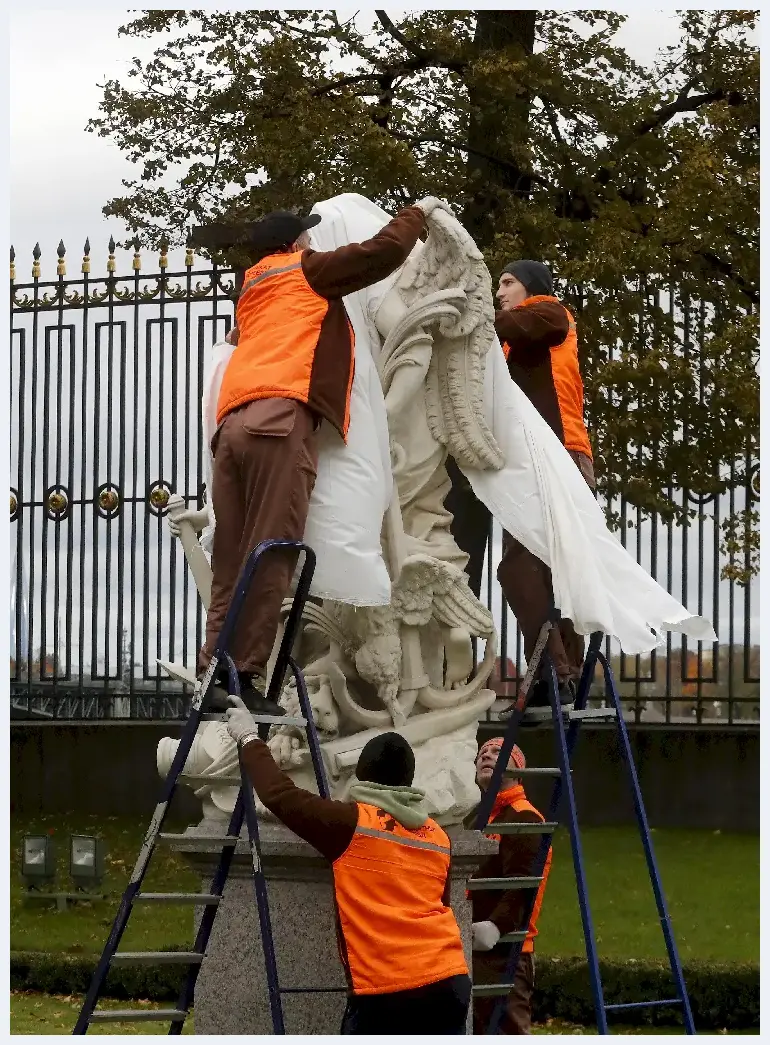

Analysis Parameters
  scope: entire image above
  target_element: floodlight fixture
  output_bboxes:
[21,834,56,890]
[69,835,106,891]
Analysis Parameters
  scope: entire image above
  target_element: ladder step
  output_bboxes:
[568,707,617,720]
[483,821,558,836]
[201,713,307,727]
[499,930,528,944]
[90,1009,188,1023]
[134,892,221,905]
[159,833,238,847]
[467,876,543,890]
[506,766,562,776]
[604,999,682,1013]
[472,983,518,997]
[111,951,204,965]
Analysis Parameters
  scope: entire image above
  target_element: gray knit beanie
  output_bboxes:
[502,260,554,297]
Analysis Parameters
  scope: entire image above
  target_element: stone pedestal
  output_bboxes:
[174,818,496,1035]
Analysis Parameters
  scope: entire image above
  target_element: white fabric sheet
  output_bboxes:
[200,191,717,653]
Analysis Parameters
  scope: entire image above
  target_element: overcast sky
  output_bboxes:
[9,7,694,276]
[8,8,760,679]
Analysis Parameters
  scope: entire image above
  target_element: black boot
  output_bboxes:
[525,678,575,710]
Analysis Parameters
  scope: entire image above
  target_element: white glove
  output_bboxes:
[414,195,449,219]
[167,506,210,538]
[226,694,259,748]
[472,920,501,952]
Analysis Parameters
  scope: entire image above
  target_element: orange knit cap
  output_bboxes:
[476,737,526,772]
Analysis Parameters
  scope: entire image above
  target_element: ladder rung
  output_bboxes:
[111,951,203,965]
[505,766,562,776]
[483,821,558,835]
[134,892,221,905]
[467,876,543,890]
[90,1009,188,1023]
[569,707,617,720]
[604,999,682,1012]
[499,930,528,944]
[201,713,307,727]
[472,983,517,997]
[159,833,238,847]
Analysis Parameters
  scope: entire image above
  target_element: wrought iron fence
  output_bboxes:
[9,244,759,724]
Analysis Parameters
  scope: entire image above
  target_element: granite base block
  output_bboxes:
[174,819,496,1035]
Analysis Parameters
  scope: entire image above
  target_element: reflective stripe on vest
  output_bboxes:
[240,260,303,294]
[332,803,468,996]
[354,825,451,855]
[216,250,354,436]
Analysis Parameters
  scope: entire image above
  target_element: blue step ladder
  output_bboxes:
[73,539,334,1035]
[472,620,696,1035]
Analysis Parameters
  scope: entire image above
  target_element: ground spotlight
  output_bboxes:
[21,834,56,890]
[69,835,106,891]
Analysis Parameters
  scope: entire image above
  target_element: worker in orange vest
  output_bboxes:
[470,737,552,1034]
[495,260,596,708]
[226,699,472,1034]
[193,202,435,712]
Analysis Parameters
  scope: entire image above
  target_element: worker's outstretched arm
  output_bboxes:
[495,302,570,368]
[227,696,357,863]
[302,206,427,299]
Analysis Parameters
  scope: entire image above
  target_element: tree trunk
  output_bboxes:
[450,12,537,599]
[461,10,536,249]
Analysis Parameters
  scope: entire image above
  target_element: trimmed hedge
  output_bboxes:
[534,956,759,1031]
[11,951,759,1030]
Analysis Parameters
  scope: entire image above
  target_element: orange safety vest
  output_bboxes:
[216,250,355,437]
[484,786,553,954]
[332,802,469,995]
[502,295,592,460]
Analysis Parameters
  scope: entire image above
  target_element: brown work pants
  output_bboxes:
[497,451,596,684]
[198,398,319,676]
[473,950,535,1034]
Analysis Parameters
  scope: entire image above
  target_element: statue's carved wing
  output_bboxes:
[397,204,504,471]
[393,554,495,639]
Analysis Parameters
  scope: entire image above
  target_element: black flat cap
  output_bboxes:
[190,210,322,255]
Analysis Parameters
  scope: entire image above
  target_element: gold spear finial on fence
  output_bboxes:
[10,246,15,282]
[32,243,41,279]
[159,234,169,270]
[82,239,91,274]
[185,233,194,269]
[132,237,141,272]
[107,236,116,274]
[57,240,66,277]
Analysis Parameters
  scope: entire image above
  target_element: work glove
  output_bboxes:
[226,694,260,749]
[414,195,450,219]
[167,506,210,538]
[472,920,501,952]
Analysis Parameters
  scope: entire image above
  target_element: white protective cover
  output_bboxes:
[199,196,398,604]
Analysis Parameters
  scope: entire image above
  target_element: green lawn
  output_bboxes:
[11,813,759,963]
[10,992,194,1035]
[10,993,751,1036]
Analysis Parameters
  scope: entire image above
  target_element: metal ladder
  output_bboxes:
[471,622,696,1035]
[73,539,330,1034]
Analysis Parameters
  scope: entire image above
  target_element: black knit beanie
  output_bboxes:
[355,732,416,787]
[502,259,554,297]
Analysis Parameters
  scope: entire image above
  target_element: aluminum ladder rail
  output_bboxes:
[471,626,696,1035]
[73,539,334,1034]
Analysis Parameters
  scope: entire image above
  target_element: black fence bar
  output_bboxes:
[9,252,759,724]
